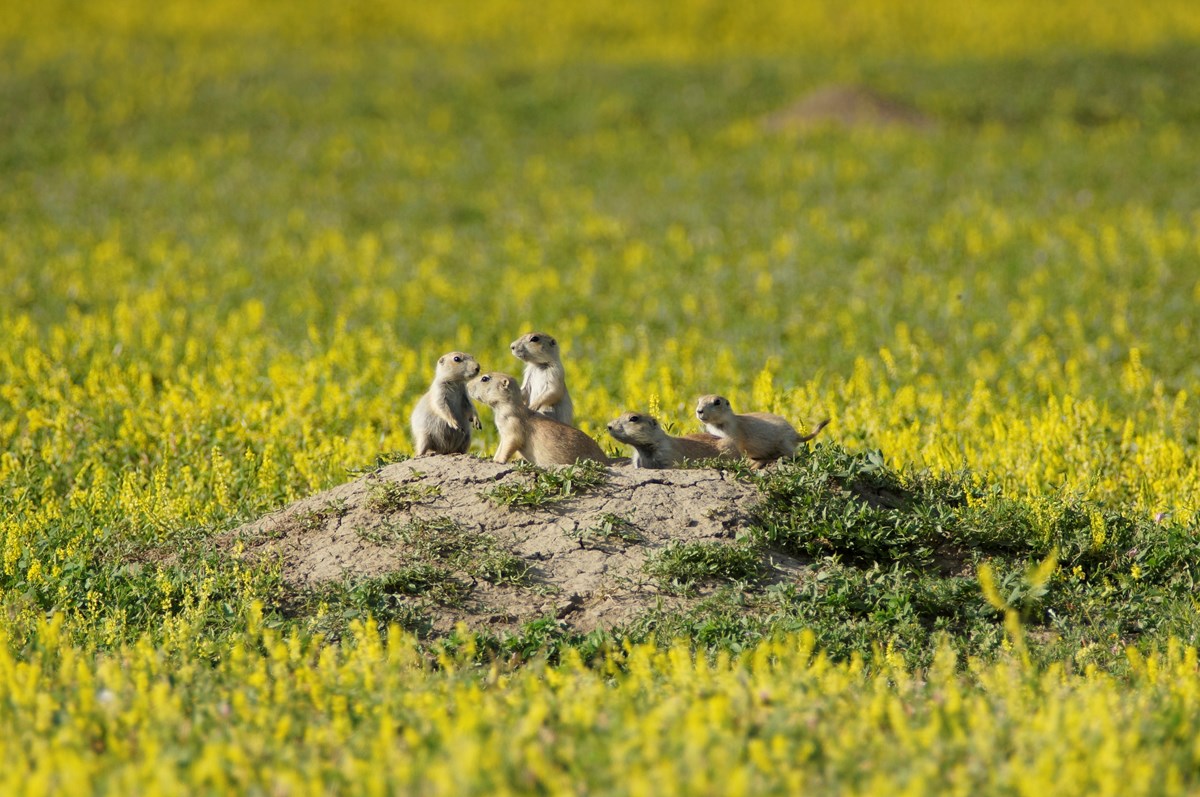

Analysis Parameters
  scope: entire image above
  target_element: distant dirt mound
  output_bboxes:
[229,456,805,635]
[763,84,934,132]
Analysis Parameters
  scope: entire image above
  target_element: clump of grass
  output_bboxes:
[373,515,465,554]
[473,548,530,586]
[291,498,349,532]
[293,509,325,532]
[568,512,643,548]
[293,572,442,640]
[346,451,411,476]
[644,541,763,595]
[367,480,441,513]
[483,460,609,508]
[358,565,471,606]
[751,446,957,567]
[689,456,759,479]
[358,516,530,586]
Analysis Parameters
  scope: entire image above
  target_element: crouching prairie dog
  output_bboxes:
[607,412,737,469]
[410,352,482,455]
[695,394,829,467]
[469,372,607,466]
[510,331,574,425]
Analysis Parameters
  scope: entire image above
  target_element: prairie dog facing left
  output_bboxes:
[510,331,574,425]
[410,352,482,456]
[695,394,829,467]
[469,372,607,466]
[606,412,736,468]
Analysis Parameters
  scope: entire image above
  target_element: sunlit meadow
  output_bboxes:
[3,0,1200,792]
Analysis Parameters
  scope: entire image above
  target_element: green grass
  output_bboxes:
[292,498,349,531]
[482,460,610,508]
[359,515,529,586]
[569,512,643,548]
[643,540,764,595]
[615,444,1200,667]
[345,450,411,477]
[366,481,442,513]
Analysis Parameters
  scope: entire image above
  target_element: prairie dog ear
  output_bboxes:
[437,356,444,365]
[546,336,557,346]
[499,376,512,389]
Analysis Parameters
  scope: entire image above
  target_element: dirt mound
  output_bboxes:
[763,84,934,132]
[229,455,805,636]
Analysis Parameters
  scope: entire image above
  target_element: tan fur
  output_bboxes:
[510,331,574,425]
[410,352,482,456]
[682,432,741,459]
[469,372,607,466]
[694,394,829,468]
[607,412,735,469]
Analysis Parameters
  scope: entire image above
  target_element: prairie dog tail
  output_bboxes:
[799,418,830,443]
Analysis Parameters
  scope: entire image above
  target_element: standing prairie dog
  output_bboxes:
[469,372,607,466]
[695,394,829,468]
[410,352,483,456]
[510,331,574,425]
[607,412,737,469]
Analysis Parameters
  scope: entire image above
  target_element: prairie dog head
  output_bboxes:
[606,412,666,446]
[468,372,523,407]
[435,352,481,382]
[695,395,735,425]
[510,332,562,365]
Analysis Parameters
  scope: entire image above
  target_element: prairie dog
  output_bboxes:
[469,372,607,466]
[695,394,829,467]
[606,412,736,469]
[410,352,482,456]
[510,331,574,425]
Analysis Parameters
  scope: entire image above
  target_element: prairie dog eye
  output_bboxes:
[629,415,640,423]
[480,375,491,382]
[530,335,540,343]
[453,355,462,363]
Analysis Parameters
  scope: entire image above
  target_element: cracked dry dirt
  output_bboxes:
[230,455,806,635]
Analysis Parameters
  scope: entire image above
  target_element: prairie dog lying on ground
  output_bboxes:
[607,412,736,468]
[695,394,829,467]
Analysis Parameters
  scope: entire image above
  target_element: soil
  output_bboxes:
[762,84,935,132]
[227,455,808,636]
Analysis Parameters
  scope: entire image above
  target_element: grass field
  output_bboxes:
[3,0,1200,792]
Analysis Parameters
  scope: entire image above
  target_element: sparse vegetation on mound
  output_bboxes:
[480,459,610,508]
[227,454,768,639]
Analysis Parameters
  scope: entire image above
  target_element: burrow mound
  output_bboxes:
[762,84,935,132]
[228,455,807,636]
